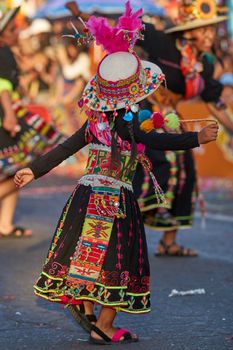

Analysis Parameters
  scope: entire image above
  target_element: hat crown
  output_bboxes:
[99,52,138,82]
[96,52,144,103]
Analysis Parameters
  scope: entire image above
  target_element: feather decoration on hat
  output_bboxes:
[86,0,143,54]
[117,1,143,35]
[86,17,121,53]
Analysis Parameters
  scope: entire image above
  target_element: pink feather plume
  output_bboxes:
[117,1,143,34]
[86,1,143,54]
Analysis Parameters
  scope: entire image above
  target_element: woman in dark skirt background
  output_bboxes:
[0,7,63,237]
[134,0,233,257]
[14,2,218,344]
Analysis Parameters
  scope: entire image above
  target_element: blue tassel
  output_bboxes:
[123,111,134,122]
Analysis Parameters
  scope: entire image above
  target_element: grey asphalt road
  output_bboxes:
[0,175,232,350]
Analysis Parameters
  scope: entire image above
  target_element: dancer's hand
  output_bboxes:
[198,123,219,144]
[14,168,35,188]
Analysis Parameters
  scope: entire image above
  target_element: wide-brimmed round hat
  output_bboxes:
[0,6,20,34]
[80,51,165,112]
[165,0,227,34]
[74,1,165,112]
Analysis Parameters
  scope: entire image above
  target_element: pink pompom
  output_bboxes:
[152,112,165,129]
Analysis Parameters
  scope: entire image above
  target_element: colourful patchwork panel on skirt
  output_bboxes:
[67,185,120,286]
[68,236,108,283]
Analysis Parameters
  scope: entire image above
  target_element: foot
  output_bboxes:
[90,325,138,344]
[0,226,32,238]
[156,240,198,257]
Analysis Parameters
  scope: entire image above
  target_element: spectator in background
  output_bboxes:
[56,41,91,106]
[52,41,90,155]
[0,8,63,238]
[18,19,57,103]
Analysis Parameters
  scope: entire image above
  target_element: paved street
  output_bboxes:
[0,175,233,350]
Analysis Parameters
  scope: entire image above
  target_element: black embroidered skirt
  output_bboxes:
[34,184,151,314]
[134,149,197,230]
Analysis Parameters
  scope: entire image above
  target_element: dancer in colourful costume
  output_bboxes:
[133,0,232,257]
[15,2,218,344]
[0,7,63,238]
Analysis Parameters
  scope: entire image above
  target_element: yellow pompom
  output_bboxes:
[140,119,154,133]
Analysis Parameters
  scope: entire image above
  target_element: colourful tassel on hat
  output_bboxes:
[123,111,134,122]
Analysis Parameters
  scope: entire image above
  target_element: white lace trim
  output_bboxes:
[78,174,133,191]
[89,143,111,151]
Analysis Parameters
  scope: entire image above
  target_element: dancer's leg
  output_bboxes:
[91,307,117,340]
[0,178,18,233]
[0,178,32,236]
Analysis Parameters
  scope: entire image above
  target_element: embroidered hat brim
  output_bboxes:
[82,60,164,112]
[165,15,227,34]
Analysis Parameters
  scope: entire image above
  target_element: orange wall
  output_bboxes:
[177,100,233,178]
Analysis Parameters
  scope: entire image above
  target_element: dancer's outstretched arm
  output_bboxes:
[133,118,218,150]
[14,121,88,187]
